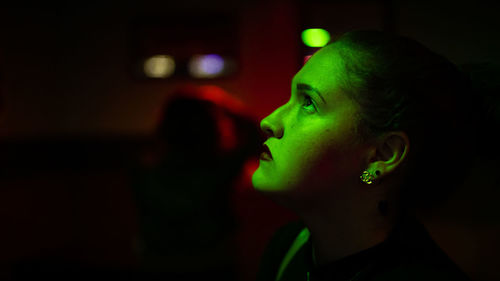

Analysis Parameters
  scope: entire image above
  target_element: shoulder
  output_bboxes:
[256,220,306,281]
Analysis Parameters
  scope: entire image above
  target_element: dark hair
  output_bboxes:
[330,30,480,210]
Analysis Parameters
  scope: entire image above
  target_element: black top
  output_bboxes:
[256,215,471,281]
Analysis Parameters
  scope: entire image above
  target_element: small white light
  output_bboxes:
[143,55,175,78]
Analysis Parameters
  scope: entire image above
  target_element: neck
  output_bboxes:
[298,200,396,266]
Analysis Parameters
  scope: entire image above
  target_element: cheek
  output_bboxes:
[253,119,364,195]
[307,148,362,190]
[275,141,332,189]
[291,136,365,193]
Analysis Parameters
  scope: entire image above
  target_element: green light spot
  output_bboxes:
[301,29,331,47]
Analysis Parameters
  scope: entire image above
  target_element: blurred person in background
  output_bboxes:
[130,84,260,280]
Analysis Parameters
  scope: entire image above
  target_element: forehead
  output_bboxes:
[292,46,345,91]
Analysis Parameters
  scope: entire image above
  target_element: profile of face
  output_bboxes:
[252,44,375,206]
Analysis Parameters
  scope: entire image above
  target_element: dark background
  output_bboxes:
[1,0,499,281]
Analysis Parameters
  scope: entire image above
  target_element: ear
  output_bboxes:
[367,131,410,178]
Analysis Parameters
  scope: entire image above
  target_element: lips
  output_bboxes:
[260,144,273,161]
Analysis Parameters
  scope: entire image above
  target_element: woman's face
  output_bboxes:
[252,45,372,204]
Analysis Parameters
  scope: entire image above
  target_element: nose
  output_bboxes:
[260,105,286,139]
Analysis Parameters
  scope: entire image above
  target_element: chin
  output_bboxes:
[252,177,293,199]
[252,178,279,194]
[251,167,268,190]
[251,175,273,193]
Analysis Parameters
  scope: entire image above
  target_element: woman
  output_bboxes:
[252,30,475,281]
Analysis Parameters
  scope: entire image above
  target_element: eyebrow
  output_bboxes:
[297,83,327,104]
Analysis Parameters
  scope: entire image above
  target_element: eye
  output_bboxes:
[300,93,316,112]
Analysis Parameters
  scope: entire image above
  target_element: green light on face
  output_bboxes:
[301,29,331,47]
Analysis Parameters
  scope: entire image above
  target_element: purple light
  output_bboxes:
[189,54,225,78]
[200,54,224,75]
